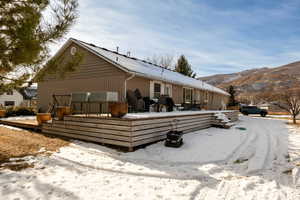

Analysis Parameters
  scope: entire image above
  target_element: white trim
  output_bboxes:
[70,39,131,74]
[183,87,193,103]
[150,80,173,98]
[150,80,154,99]
[153,80,163,98]
[124,73,135,101]
[194,90,200,101]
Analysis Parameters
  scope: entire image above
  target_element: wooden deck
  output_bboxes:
[0,119,40,131]
[42,111,239,150]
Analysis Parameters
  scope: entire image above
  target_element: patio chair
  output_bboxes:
[127,90,138,112]
[88,92,108,116]
[70,92,90,115]
[88,91,119,116]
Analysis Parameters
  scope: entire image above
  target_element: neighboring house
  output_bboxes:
[37,38,229,112]
[257,102,287,113]
[20,85,38,108]
[0,89,24,107]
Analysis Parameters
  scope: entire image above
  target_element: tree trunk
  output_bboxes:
[293,115,297,124]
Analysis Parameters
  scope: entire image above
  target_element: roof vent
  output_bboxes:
[70,47,77,55]
[127,51,131,57]
[116,46,119,53]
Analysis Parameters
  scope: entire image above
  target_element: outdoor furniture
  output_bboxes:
[143,97,155,112]
[47,94,71,116]
[127,90,138,112]
[71,92,89,115]
[88,91,118,116]
[174,104,184,111]
[157,95,174,112]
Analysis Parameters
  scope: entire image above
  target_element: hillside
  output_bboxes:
[199,61,300,101]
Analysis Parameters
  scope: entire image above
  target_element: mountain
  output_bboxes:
[199,61,300,102]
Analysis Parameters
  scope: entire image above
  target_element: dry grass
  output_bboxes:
[268,111,290,115]
[286,122,300,127]
[0,126,69,170]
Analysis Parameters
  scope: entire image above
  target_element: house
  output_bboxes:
[0,89,24,107]
[37,38,229,112]
[0,85,38,108]
[20,85,38,108]
[257,101,287,113]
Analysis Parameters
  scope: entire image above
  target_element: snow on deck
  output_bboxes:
[123,110,235,119]
[1,116,36,121]
[1,116,300,199]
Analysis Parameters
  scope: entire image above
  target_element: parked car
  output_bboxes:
[239,106,268,117]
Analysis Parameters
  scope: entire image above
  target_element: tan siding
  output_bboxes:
[172,84,183,104]
[126,76,150,97]
[43,43,125,81]
[38,41,127,112]
[38,76,126,112]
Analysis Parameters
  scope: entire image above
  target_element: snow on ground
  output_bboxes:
[122,127,246,164]
[1,116,300,200]
[2,116,36,121]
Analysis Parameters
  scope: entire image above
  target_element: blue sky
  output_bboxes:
[53,0,300,77]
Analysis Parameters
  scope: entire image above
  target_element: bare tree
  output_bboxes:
[273,91,300,124]
[146,54,174,69]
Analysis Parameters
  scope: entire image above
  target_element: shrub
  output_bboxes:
[4,107,36,117]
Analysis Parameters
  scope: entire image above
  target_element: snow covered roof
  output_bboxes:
[19,86,37,100]
[69,38,229,96]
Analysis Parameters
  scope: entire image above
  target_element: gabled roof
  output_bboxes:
[19,85,37,100]
[63,38,229,96]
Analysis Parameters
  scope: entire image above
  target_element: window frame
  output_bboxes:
[183,87,193,104]
[154,82,161,99]
[4,101,15,106]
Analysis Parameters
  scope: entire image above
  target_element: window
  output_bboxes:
[165,84,172,97]
[204,91,209,103]
[195,90,200,102]
[4,101,15,106]
[154,83,161,98]
[6,90,13,95]
[183,88,193,103]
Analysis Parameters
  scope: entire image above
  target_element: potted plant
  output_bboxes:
[56,106,71,120]
[109,102,128,118]
[0,105,5,118]
[36,113,52,125]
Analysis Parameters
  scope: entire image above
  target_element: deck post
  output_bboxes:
[128,146,134,152]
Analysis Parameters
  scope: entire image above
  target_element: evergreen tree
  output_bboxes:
[227,85,237,106]
[0,0,79,92]
[175,55,196,78]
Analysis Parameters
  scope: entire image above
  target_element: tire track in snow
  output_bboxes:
[247,126,271,173]
[226,130,258,164]
[66,144,230,166]
[50,154,209,181]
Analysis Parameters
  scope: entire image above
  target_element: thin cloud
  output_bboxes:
[50,0,300,76]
